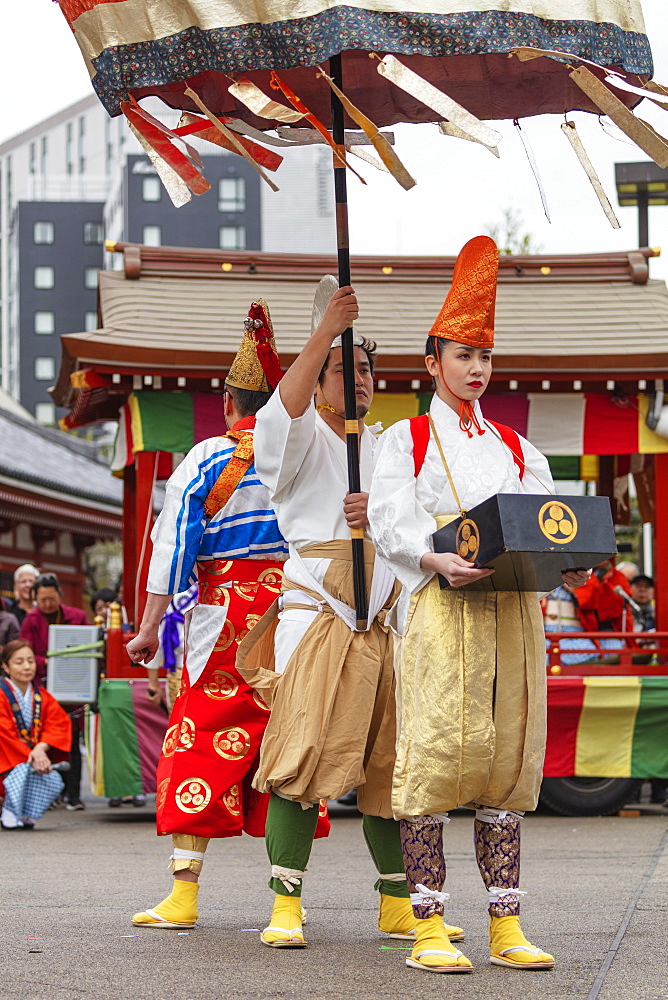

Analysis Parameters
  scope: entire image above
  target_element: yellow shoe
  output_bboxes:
[405,914,473,974]
[378,893,464,942]
[132,879,198,929]
[489,915,555,970]
[260,894,307,948]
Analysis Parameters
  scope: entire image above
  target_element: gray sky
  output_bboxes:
[3,4,668,277]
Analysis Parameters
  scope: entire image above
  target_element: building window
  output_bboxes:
[34,266,55,289]
[35,402,55,425]
[35,357,55,381]
[219,225,246,251]
[316,151,334,217]
[78,115,86,173]
[84,311,97,332]
[105,117,113,177]
[29,142,36,175]
[84,221,104,244]
[142,176,161,202]
[6,155,11,207]
[66,123,73,175]
[218,177,246,212]
[40,136,48,175]
[142,225,162,247]
[34,311,55,335]
[84,267,98,290]
[33,221,54,244]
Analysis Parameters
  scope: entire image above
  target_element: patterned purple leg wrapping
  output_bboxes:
[400,817,446,919]
[474,814,521,917]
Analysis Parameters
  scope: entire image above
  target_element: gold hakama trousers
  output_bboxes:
[237,540,400,818]
[392,545,546,820]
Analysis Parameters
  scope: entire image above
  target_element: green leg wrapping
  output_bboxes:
[265,793,319,897]
[363,814,409,898]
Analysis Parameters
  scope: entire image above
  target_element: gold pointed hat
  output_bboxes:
[430,236,498,348]
[226,299,283,392]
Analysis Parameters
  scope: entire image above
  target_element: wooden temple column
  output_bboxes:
[654,454,668,631]
[122,450,156,629]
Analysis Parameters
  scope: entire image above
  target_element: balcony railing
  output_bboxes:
[545,631,668,676]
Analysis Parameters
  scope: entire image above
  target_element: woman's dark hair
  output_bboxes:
[1,640,33,671]
[90,588,117,614]
[31,573,61,598]
[425,336,452,358]
[318,337,377,385]
[225,384,272,417]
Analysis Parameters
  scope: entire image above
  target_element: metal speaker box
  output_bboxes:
[432,494,617,592]
[46,625,101,703]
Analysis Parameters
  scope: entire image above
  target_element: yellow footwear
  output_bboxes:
[378,893,464,942]
[489,915,555,970]
[260,894,307,948]
[405,914,473,974]
[132,879,199,929]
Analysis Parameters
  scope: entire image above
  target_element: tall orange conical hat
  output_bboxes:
[430,235,498,348]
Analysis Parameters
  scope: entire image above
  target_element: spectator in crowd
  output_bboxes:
[543,583,598,666]
[545,560,635,666]
[19,573,87,811]
[630,574,655,632]
[0,640,71,829]
[0,604,19,655]
[6,564,38,626]
[90,588,118,622]
[616,561,640,583]
[572,559,634,634]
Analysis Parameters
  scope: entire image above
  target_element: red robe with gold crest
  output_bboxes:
[148,417,328,839]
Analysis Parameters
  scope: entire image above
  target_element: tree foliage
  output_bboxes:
[486,208,542,255]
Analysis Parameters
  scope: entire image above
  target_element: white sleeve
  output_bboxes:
[147,439,228,595]
[254,387,316,502]
[368,422,436,595]
[518,435,555,496]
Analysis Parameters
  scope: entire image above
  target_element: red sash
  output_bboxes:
[408,412,525,480]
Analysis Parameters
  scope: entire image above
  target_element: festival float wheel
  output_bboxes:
[539,777,643,816]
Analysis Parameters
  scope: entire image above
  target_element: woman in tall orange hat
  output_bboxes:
[368,237,589,975]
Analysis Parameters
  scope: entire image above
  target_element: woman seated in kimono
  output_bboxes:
[0,640,71,830]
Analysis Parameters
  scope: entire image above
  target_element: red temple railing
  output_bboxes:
[545,631,668,676]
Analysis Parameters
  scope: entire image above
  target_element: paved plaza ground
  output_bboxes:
[2,797,667,1000]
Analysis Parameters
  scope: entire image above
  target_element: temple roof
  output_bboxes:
[52,243,666,426]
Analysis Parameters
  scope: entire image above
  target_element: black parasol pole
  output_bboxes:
[329,51,368,630]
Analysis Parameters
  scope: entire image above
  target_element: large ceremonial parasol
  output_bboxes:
[57,1,661,625]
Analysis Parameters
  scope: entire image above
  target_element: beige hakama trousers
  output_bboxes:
[392,571,547,821]
[237,540,400,819]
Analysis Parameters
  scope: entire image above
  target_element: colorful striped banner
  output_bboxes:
[112,389,668,477]
[368,392,668,456]
[84,679,168,798]
[112,392,226,473]
[544,676,668,777]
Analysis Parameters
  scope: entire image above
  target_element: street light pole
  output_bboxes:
[637,186,649,247]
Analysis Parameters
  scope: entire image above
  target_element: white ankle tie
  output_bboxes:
[487,886,527,904]
[410,884,450,907]
[271,866,305,892]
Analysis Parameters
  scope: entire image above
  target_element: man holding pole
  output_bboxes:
[238,280,463,949]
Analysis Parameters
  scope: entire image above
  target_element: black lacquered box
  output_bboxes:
[432,494,616,592]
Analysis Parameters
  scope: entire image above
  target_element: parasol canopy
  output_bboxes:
[59,1,652,126]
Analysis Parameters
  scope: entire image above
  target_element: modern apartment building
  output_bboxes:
[0,94,335,422]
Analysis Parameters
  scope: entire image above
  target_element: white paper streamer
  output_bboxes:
[347,145,389,173]
[438,121,500,158]
[603,74,668,108]
[228,78,304,122]
[561,122,620,229]
[127,123,191,208]
[514,120,551,223]
[377,54,502,149]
